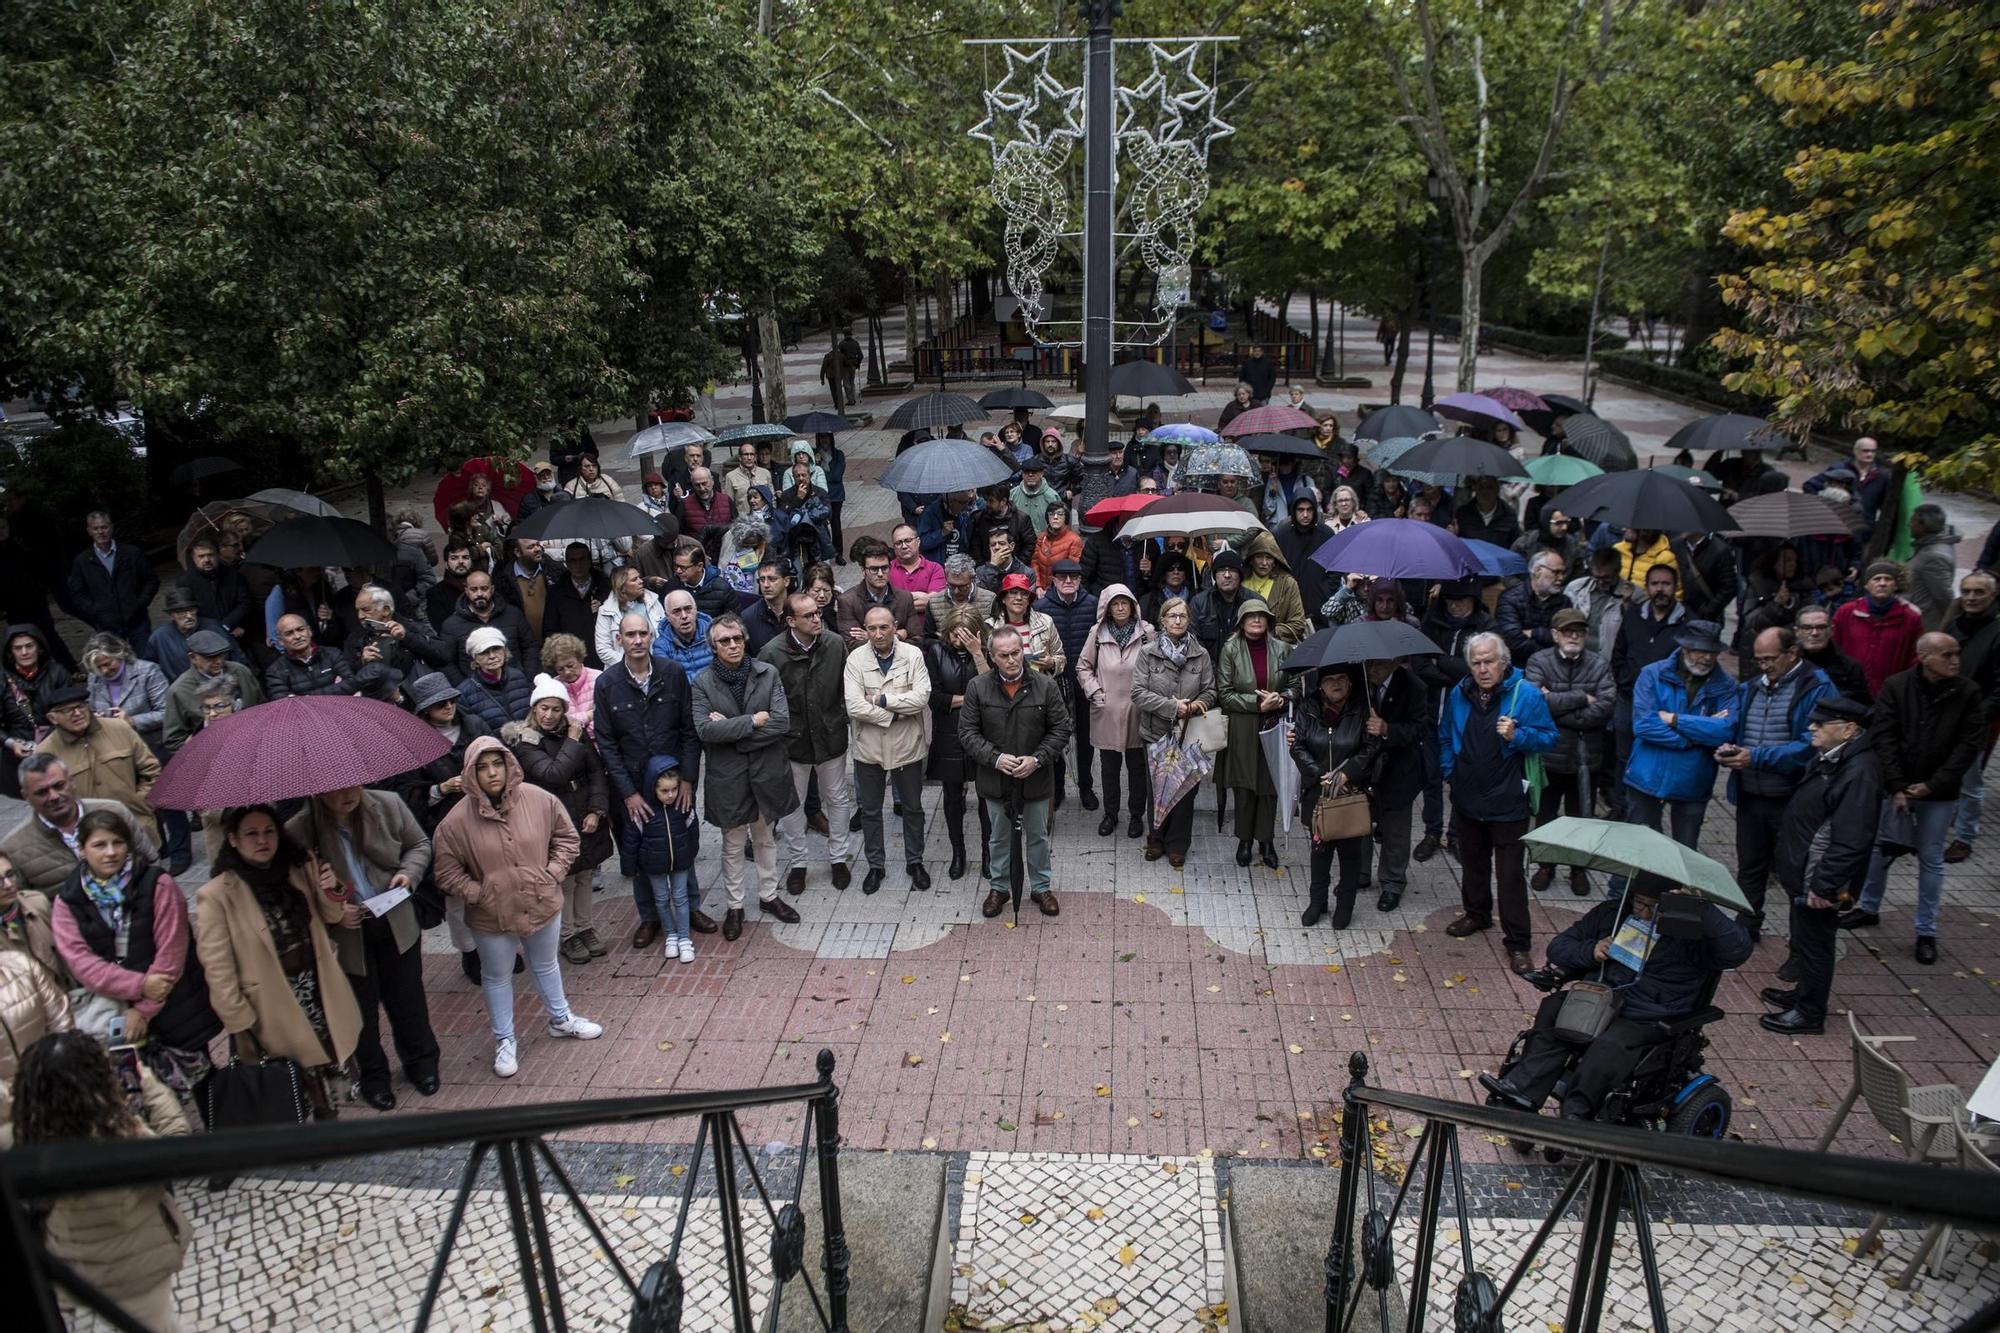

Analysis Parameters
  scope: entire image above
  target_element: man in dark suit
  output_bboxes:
[66,510,158,646]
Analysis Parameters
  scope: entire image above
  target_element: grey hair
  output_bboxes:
[944,554,977,579]
[18,752,66,781]
[1463,631,1510,667]
[197,675,241,703]
[707,612,745,645]
[355,584,397,614]
[620,610,655,633]
[81,632,136,669]
[1911,503,1947,537]
[988,624,1025,651]
[1530,549,1566,573]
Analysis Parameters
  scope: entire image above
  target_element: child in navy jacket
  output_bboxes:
[633,754,702,962]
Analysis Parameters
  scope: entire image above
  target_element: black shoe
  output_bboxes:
[1412,834,1440,863]
[1300,904,1325,927]
[1330,899,1354,929]
[1530,864,1555,892]
[759,896,800,925]
[1376,889,1402,912]
[831,862,851,891]
[1127,814,1144,839]
[848,812,863,833]
[1569,869,1591,897]
[1761,1008,1824,1036]
[1478,1074,1538,1115]
[1080,789,1100,811]
[164,858,193,877]
[908,863,931,892]
[1915,936,1939,965]
[862,867,884,895]
[361,1087,396,1112]
[514,955,525,975]
[1260,842,1279,869]
[948,848,968,880]
[412,1074,440,1096]
[1760,986,1798,1009]
[1777,956,1801,983]
[1235,840,1253,866]
[1098,812,1118,836]
[1838,910,1880,930]
[460,950,481,984]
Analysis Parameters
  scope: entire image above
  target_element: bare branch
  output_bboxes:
[813,87,894,150]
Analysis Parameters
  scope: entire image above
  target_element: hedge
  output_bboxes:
[1428,317,1625,358]
[1594,351,1769,415]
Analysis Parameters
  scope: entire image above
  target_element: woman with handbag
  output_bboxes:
[508,674,615,964]
[284,785,439,1112]
[924,604,994,882]
[1131,599,1217,868]
[1291,667,1384,927]
[193,804,361,1120]
[11,1031,192,1331]
[1218,598,1294,868]
[50,809,222,1117]
[1075,583,1155,841]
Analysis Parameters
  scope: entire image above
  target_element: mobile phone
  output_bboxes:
[362,618,394,635]
[108,1042,145,1118]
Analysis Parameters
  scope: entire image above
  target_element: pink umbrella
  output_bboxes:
[1219,404,1319,438]
[1481,386,1550,414]
[150,695,449,810]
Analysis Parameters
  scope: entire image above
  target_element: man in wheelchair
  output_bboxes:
[1479,871,1752,1122]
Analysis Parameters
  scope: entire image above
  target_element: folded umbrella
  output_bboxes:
[1109,360,1195,398]
[1235,432,1324,460]
[1434,391,1529,433]
[886,393,989,432]
[1285,620,1442,672]
[878,439,1014,494]
[511,496,665,542]
[784,411,855,436]
[1552,414,1637,471]
[150,695,449,810]
[1724,490,1865,540]
[1354,405,1441,442]
[627,420,717,462]
[978,387,1054,410]
[1663,413,1780,454]
[1553,469,1738,533]
[1523,454,1603,487]
[713,421,795,446]
[1524,816,1751,913]
[1259,711,1300,834]
[1393,436,1528,480]
[1311,518,1480,580]
[1220,404,1319,438]
[245,516,397,570]
[1463,538,1528,577]
[1084,493,1159,526]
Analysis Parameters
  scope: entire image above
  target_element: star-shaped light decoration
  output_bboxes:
[971,43,1084,157]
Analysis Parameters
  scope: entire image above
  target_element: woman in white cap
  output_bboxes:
[454,627,533,732]
[507,674,614,964]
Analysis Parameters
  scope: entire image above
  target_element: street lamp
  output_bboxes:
[741,317,765,424]
[1420,169,1447,411]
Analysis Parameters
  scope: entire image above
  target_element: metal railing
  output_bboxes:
[1323,1052,2000,1333]
[0,1049,851,1333]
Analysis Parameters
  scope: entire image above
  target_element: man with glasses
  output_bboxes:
[762,593,855,896]
[162,630,264,755]
[836,539,921,647]
[1841,633,1983,966]
[887,524,945,605]
[923,555,993,641]
[1793,605,1870,702]
[1716,627,1833,939]
[1,754,159,894]
[693,614,800,940]
[671,539,738,619]
[35,684,162,843]
[741,558,792,656]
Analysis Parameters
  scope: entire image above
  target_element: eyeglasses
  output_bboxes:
[792,608,823,620]
[712,633,745,646]
[863,563,890,574]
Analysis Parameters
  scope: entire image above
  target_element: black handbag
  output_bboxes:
[201,1050,310,1130]
[412,877,448,930]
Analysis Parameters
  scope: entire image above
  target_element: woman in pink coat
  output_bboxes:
[1075,583,1155,840]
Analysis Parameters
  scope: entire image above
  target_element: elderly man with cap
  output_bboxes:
[1524,607,1614,895]
[1010,454,1061,534]
[844,604,933,894]
[161,630,264,755]
[1832,559,1925,697]
[1616,620,1736,888]
[146,584,242,680]
[517,459,568,522]
[1716,627,1833,939]
[264,612,360,699]
[1761,694,1883,1034]
[35,685,161,840]
[1840,631,1984,966]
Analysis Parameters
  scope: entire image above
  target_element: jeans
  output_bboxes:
[719,818,779,908]
[780,757,856,868]
[641,868,692,939]
[1455,814,1531,951]
[1858,797,1953,938]
[854,761,926,869]
[1099,746,1148,818]
[984,796,1053,896]
[1606,788,1708,897]
[159,808,191,868]
[472,915,572,1043]
[631,856,697,925]
[1953,751,1986,843]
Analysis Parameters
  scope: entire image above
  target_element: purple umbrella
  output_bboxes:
[1434,392,1529,433]
[1480,386,1550,414]
[150,695,449,810]
[1309,518,1480,580]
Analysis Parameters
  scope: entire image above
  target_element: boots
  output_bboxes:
[1331,893,1355,929]
[948,825,968,881]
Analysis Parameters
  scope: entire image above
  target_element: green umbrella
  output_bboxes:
[1524,454,1604,487]
[1522,817,1751,913]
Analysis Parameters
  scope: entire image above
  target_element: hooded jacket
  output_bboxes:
[1075,584,1154,751]
[432,736,580,937]
[1437,666,1559,822]
[1239,530,1309,644]
[1273,497,1336,625]
[634,754,700,875]
[4,623,73,724]
[1907,525,1961,630]
[1625,654,1737,801]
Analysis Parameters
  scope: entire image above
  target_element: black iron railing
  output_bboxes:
[1324,1052,2000,1333]
[0,1049,850,1333]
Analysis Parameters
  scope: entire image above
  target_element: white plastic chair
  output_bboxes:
[1891,1117,2000,1288]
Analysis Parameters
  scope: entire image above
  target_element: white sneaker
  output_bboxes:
[494,1038,518,1078]
[678,938,695,964]
[548,1013,603,1040]
[663,933,681,960]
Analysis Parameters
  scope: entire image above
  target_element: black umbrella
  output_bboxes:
[1553,413,1637,471]
[169,456,245,486]
[1236,432,1324,461]
[1108,360,1195,399]
[1723,491,1865,540]
[1286,620,1442,672]
[1354,405,1441,442]
[978,387,1054,410]
[245,516,396,569]
[784,411,855,436]
[1663,413,1781,454]
[1521,393,1591,438]
[511,495,664,542]
[879,439,1014,495]
[885,393,989,431]
[1393,436,1528,480]
[1553,470,1739,534]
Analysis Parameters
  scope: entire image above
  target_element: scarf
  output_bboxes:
[711,657,752,710]
[1866,593,1896,615]
[1157,632,1189,665]
[1108,618,1139,649]
[82,857,136,936]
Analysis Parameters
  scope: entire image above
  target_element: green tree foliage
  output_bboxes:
[1713,0,2000,482]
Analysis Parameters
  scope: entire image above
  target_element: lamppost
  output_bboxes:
[1075,0,1123,522]
[741,317,765,424]
[1420,168,1447,411]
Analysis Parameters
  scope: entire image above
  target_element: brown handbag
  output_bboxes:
[1311,791,1372,842]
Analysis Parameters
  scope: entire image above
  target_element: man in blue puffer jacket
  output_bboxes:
[1614,621,1736,895]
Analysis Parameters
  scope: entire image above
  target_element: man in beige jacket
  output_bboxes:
[36,686,161,840]
[843,605,932,895]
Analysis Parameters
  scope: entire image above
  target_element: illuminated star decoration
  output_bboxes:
[971,44,1084,156]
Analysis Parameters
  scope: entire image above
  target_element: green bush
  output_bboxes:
[1428,317,1625,358]
[1595,352,1768,414]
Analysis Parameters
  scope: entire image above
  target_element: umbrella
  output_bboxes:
[245,515,397,569]
[1554,414,1637,471]
[1235,432,1324,461]
[1663,413,1779,455]
[176,493,333,567]
[1724,491,1865,540]
[1285,620,1442,672]
[1521,392,1590,438]
[169,456,245,486]
[149,694,450,811]
[1481,387,1550,414]
[885,393,989,432]
[713,421,795,447]
[1311,519,1481,580]
[1524,454,1604,487]
[1258,713,1299,834]
[1047,403,1089,423]
[1523,816,1751,913]
[878,439,1014,494]
[1434,391,1529,433]
[1554,469,1738,533]
[1392,436,1529,480]
[1365,437,1427,471]
[1219,404,1319,438]
[1354,405,1440,442]
[627,420,717,462]
[1651,464,1723,492]
[1180,443,1258,483]
[1084,493,1159,526]
[1109,360,1195,399]
[784,412,854,436]
[511,496,665,542]
[246,487,341,517]
[1121,507,1264,544]
[1148,423,1220,447]
[1463,538,1528,577]
[978,387,1054,410]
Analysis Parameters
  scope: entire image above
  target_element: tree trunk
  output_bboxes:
[1456,254,1483,393]
[365,471,388,534]
[1390,296,1417,404]
[1581,233,1611,403]
[758,310,787,424]
[1677,257,1729,371]
[1308,294,1320,377]
[902,285,917,365]
[934,272,955,331]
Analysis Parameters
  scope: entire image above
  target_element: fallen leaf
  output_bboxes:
[901,975,917,985]
[655,1041,675,1052]
[1117,1244,1136,1268]
[1161,1161,1180,1175]
[904,1052,924,1067]
[1118,952,1137,962]
[1170,887,1185,894]
[1309,1145,1329,1159]
[1392,972,1408,984]
[922,1136,939,1150]
[927,1005,940,1015]
[1287,1043,1304,1054]
[1340,1012,1352,1021]
[1151,1109,1165,1119]
[1095,1083,1112,1097]
[1019,1212,1038,1226]
[1056,1003,1070,1012]
[1404,1126,1423,1139]
[613,1172,635,1189]
[998,1119,1017,1131]
[1085,1205,1107,1221]
[940,1031,952,1043]
[1325,964,1342,973]
[1457,1069,1474,1079]
[1134,893,1147,904]
[959,974,972,982]
[668,1164,686,1178]
[1206,984,1222,993]
[1127,1116,1140,1127]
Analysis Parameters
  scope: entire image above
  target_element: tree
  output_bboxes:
[1713,0,2000,484]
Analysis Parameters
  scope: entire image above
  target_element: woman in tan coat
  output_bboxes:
[0,948,71,1145]
[433,736,598,1080]
[1075,583,1155,841]
[193,804,361,1120]
[0,848,63,981]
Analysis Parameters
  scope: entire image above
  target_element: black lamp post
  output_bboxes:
[1420,169,1447,411]
[741,317,765,424]
[1075,0,1123,526]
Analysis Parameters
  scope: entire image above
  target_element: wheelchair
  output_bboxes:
[1485,965,1734,1143]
